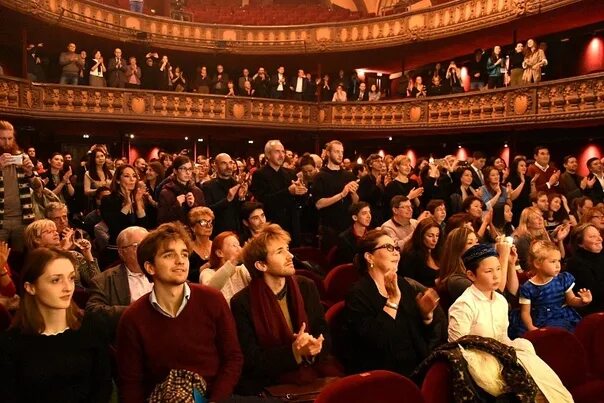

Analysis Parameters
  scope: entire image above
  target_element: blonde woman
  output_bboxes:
[522,39,547,83]
[187,206,214,283]
[384,155,424,210]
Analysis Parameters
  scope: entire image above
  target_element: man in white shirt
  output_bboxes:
[470,151,487,188]
[290,69,307,101]
[586,157,604,205]
[86,226,150,337]
[270,66,287,99]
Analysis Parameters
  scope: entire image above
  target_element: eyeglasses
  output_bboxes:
[372,244,400,253]
[120,242,139,250]
[178,167,193,172]
[194,219,213,228]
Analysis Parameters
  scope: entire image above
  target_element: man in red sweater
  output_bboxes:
[527,145,561,193]
[116,222,243,403]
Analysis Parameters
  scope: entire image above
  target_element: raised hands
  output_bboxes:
[293,322,324,359]
[416,288,440,320]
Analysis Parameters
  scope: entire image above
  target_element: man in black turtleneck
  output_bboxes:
[250,140,307,246]
[202,153,247,236]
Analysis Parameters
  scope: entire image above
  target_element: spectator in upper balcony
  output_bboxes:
[171,66,187,92]
[410,76,427,98]
[59,43,84,85]
[368,84,380,101]
[238,68,251,95]
[509,42,525,86]
[107,48,127,88]
[332,84,347,102]
[141,53,159,90]
[125,57,141,89]
[241,80,253,97]
[523,38,547,84]
[192,66,211,94]
[428,75,445,96]
[320,74,333,102]
[355,82,369,101]
[468,48,486,91]
[445,61,463,93]
[290,69,307,101]
[78,50,89,86]
[252,67,270,98]
[487,45,505,89]
[304,73,316,101]
[211,64,229,95]
[270,66,288,99]
[158,55,172,91]
[88,50,107,87]
[335,69,348,92]
[26,42,47,82]
[129,0,143,13]
[348,71,361,100]
[429,62,446,83]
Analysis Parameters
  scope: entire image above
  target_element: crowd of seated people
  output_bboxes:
[20,38,551,102]
[0,118,603,400]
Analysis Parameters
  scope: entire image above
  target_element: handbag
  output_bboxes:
[148,369,208,403]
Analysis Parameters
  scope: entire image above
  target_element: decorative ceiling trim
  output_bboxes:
[0,0,585,54]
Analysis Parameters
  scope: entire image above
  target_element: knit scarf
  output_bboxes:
[0,165,35,228]
[249,276,309,349]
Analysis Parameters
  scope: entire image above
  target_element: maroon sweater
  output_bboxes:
[116,284,243,402]
[527,163,559,193]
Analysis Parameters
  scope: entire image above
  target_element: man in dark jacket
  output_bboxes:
[158,156,205,224]
[107,48,128,88]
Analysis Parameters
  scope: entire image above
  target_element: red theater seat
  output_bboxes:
[291,246,329,273]
[323,263,358,307]
[523,327,604,403]
[421,361,453,403]
[575,313,604,379]
[295,269,326,299]
[0,304,11,331]
[315,370,424,403]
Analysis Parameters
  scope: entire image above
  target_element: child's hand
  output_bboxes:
[578,288,592,304]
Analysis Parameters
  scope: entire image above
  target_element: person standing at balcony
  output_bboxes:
[289,69,307,101]
[158,55,172,91]
[523,38,548,84]
[356,82,369,101]
[250,140,306,247]
[348,71,361,100]
[125,57,141,89]
[129,0,143,13]
[486,45,505,89]
[193,66,211,94]
[368,84,381,101]
[108,48,128,88]
[237,68,251,95]
[88,50,106,87]
[509,43,525,86]
[59,43,84,86]
[211,64,229,95]
[26,43,47,83]
[78,50,90,86]
[141,54,159,90]
[252,67,270,98]
[410,76,426,98]
[445,61,463,94]
[428,76,445,96]
[320,74,333,102]
[241,80,253,97]
[313,140,359,252]
[332,84,347,102]
[468,48,486,91]
[270,66,288,99]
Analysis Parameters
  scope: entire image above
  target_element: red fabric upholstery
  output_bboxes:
[315,370,424,403]
[421,361,453,403]
[523,327,604,402]
[324,301,348,367]
[325,246,338,271]
[295,269,326,299]
[576,313,604,377]
[323,263,358,307]
[291,246,329,273]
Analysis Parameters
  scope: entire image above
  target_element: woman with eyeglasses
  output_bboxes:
[187,207,214,283]
[0,248,112,403]
[158,156,205,225]
[201,231,250,305]
[344,229,445,375]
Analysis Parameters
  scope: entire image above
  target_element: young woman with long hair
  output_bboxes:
[84,147,113,197]
[399,218,444,287]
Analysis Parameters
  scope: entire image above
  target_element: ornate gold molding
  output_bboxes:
[1,74,603,132]
[0,0,584,54]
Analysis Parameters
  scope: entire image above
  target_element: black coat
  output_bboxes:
[202,177,242,236]
[567,247,604,315]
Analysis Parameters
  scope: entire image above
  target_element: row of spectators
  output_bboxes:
[22,38,548,102]
[0,119,602,401]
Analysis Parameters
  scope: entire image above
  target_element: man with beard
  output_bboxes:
[313,140,359,252]
[202,153,248,236]
[250,140,307,247]
[0,121,36,254]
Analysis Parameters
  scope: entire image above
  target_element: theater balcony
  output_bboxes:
[0,0,595,54]
[1,73,603,136]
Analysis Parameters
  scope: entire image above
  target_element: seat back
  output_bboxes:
[323,263,358,306]
[576,313,604,378]
[421,361,453,403]
[325,301,349,367]
[295,269,326,299]
[315,370,424,403]
[291,246,328,273]
[0,304,11,332]
[523,327,588,389]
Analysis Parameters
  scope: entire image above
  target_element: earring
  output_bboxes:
[369,262,374,269]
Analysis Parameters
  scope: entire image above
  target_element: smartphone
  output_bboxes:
[5,154,23,166]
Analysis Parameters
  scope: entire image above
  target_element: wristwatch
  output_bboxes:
[385,301,399,310]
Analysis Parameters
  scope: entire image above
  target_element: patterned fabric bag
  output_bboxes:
[148,369,207,403]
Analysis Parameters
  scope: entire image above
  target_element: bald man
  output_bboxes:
[108,48,127,88]
[86,226,150,338]
[202,153,248,236]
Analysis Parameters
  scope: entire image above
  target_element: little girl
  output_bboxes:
[514,240,591,337]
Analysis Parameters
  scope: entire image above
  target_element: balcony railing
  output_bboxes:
[1,74,603,133]
[0,0,584,54]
